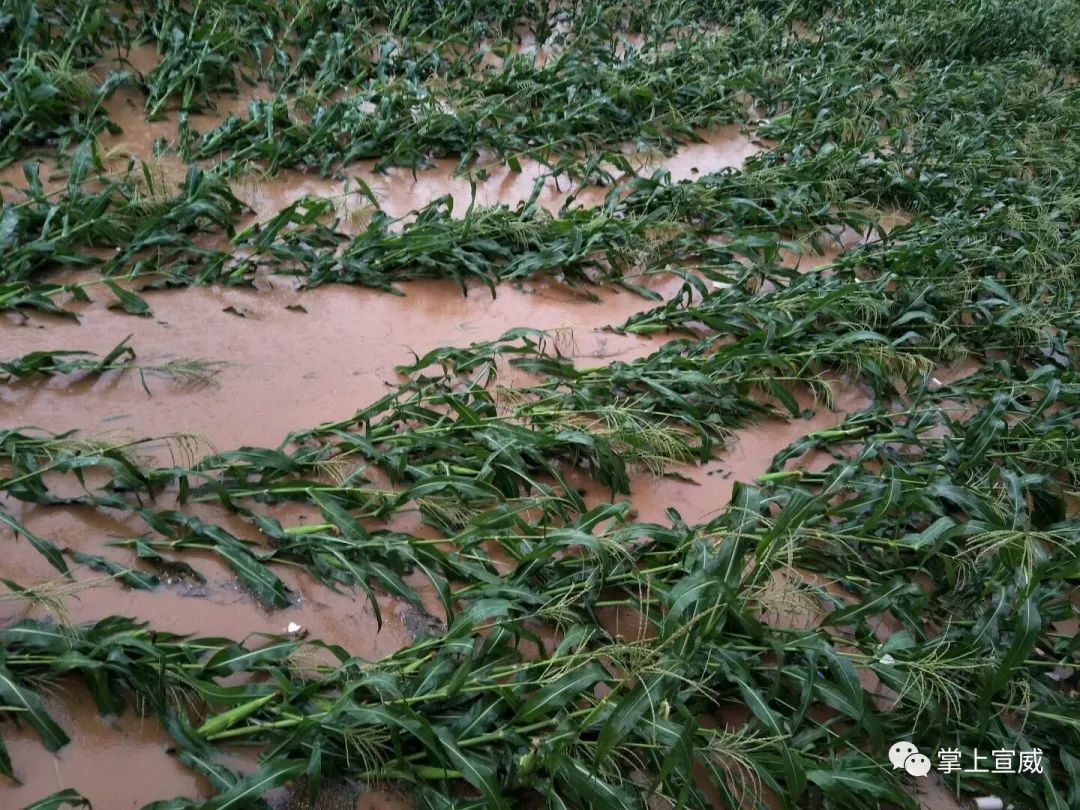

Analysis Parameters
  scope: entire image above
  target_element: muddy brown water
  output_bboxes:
[0,277,673,452]
[2,682,212,809]
[1,352,873,810]
[0,77,940,809]
[1,113,764,223]
[3,42,764,214]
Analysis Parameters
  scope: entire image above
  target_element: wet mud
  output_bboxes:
[0,68,880,809]
[0,277,673,453]
[2,682,217,809]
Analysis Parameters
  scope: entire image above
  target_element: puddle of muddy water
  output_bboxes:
[0,65,906,810]
[2,681,218,809]
[0,276,671,453]
[2,83,760,218]
[622,378,871,526]
[1,672,415,809]
[0,493,414,653]
[391,124,756,216]
[0,390,879,810]
[223,123,763,225]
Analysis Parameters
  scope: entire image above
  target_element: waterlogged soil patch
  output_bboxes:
[241,125,761,223]
[1,277,674,451]
[89,128,762,227]
[2,683,215,809]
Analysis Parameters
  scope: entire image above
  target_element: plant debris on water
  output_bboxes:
[2,1,1080,809]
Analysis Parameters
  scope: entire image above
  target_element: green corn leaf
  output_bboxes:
[807,767,913,806]
[0,659,69,752]
[22,789,92,810]
[200,760,305,810]
[435,728,508,810]
[0,734,11,780]
[103,280,153,317]
[554,754,635,808]
[0,509,70,577]
[515,663,607,723]
[982,593,1042,718]
[594,673,669,763]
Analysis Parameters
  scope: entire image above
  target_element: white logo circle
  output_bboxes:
[888,741,919,769]
[888,741,931,777]
[904,753,932,777]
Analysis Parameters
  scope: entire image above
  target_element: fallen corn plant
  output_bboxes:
[0,335,224,393]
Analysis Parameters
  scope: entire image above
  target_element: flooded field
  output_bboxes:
[3,3,1078,810]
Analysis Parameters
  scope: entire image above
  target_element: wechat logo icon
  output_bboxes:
[889,741,932,777]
